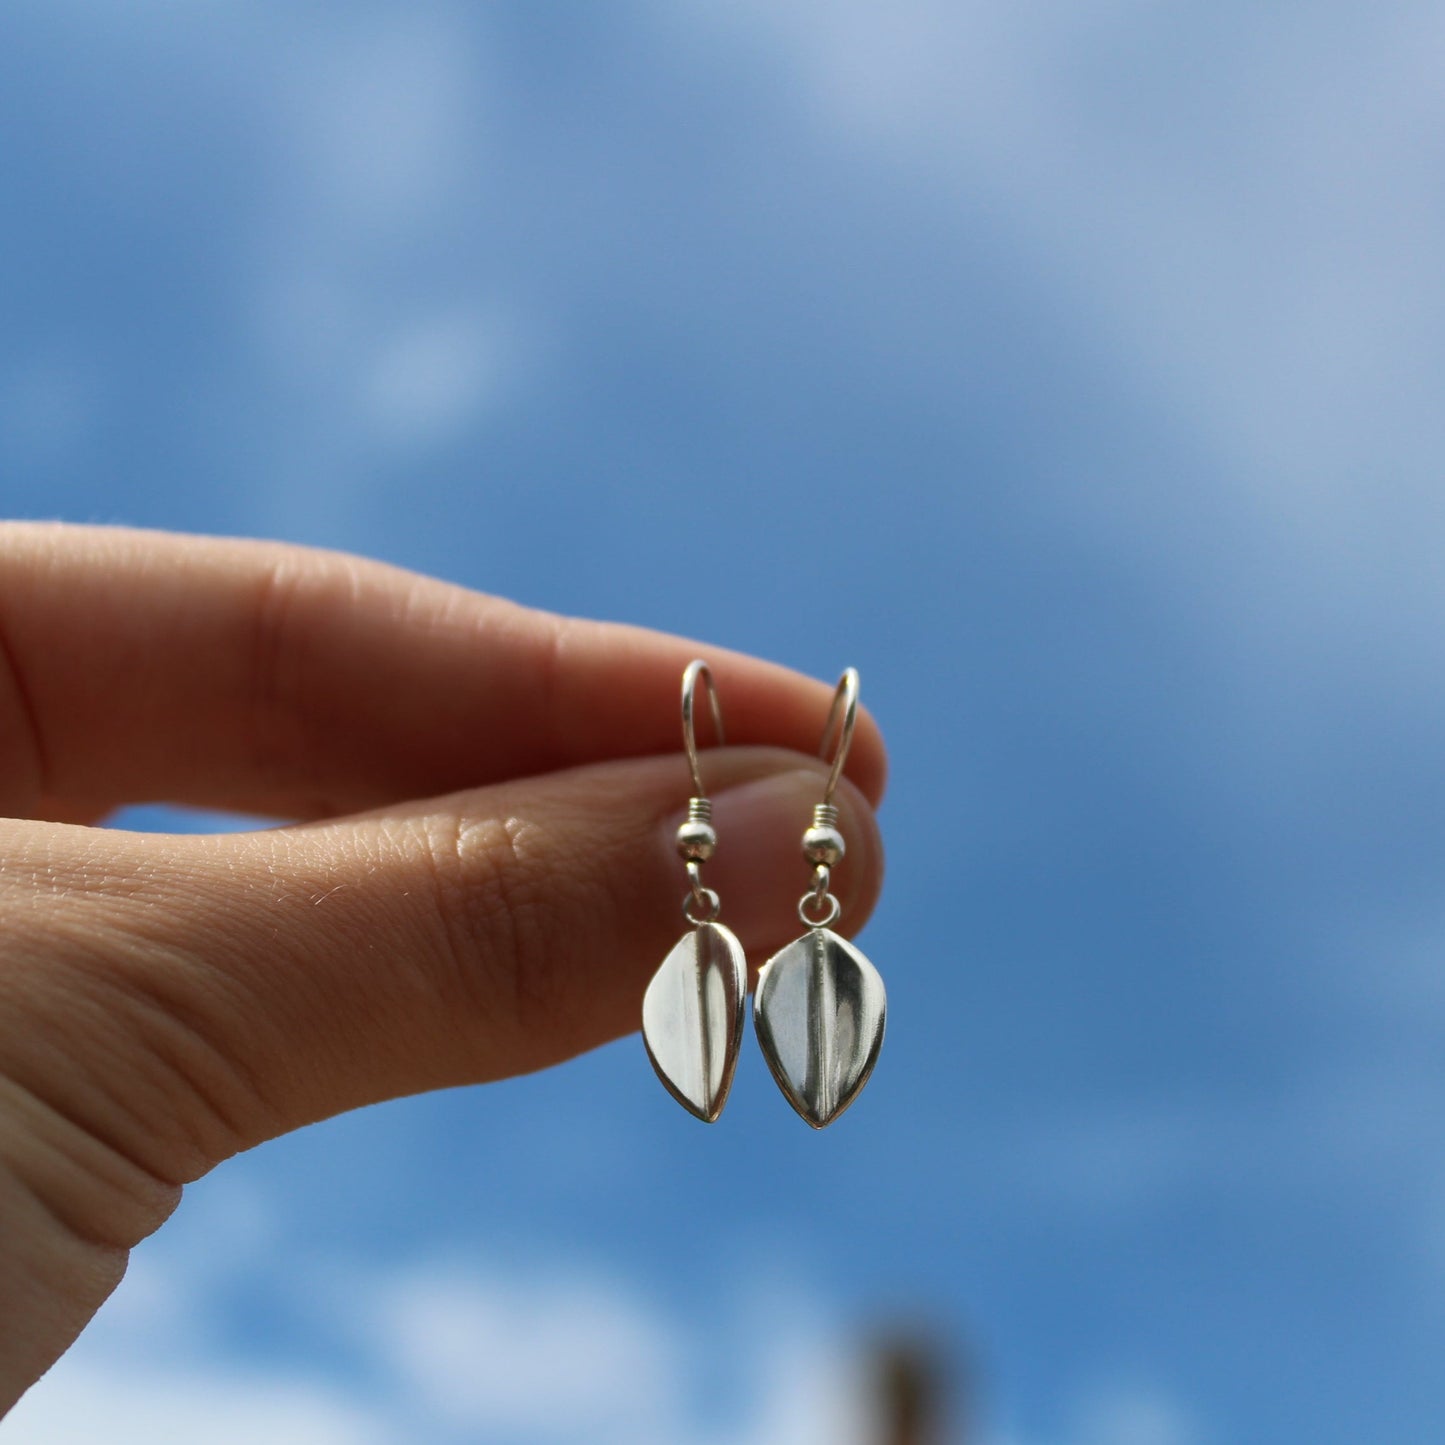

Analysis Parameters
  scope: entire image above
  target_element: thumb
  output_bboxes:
[3,747,883,1200]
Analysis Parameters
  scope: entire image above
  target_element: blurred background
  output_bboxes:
[4,2,1445,1441]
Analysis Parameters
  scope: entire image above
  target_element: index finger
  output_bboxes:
[0,524,888,820]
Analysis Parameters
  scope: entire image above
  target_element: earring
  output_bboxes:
[754,669,886,1128]
[641,660,748,1122]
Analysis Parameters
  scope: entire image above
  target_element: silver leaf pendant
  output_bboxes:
[642,922,747,1122]
[754,928,886,1128]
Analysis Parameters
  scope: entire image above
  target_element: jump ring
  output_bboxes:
[685,886,722,925]
[797,891,841,929]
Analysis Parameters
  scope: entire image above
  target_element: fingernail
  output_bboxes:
[661,769,878,950]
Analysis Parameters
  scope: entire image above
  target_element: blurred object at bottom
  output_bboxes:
[867,1322,964,1445]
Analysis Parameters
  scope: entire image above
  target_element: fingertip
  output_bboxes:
[830,771,885,935]
[847,703,889,808]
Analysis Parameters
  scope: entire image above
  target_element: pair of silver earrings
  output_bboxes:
[641,660,887,1128]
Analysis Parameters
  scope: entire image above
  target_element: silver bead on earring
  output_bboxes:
[641,660,748,1122]
[753,669,886,1128]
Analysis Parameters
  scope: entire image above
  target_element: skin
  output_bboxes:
[0,523,887,1413]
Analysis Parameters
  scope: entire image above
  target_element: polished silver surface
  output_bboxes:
[802,818,846,867]
[675,817,718,861]
[642,921,747,1123]
[754,927,886,1129]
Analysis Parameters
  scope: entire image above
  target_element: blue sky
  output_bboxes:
[5,2,1445,1441]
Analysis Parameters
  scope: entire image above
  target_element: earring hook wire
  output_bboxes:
[819,668,860,808]
[681,659,725,798]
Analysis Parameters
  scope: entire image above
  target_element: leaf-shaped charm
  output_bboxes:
[642,922,747,1122]
[754,927,886,1128]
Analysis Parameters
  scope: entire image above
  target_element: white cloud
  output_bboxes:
[267,11,493,240]
[681,0,1445,716]
[7,1365,391,1445]
[365,310,505,446]
[1070,1382,1201,1445]
[226,8,535,524]
[362,1264,683,1437]
[709,0,1445,497]
[7,1179,871,1445]
[975,1067,1445,1224]
[983,1379,1203,1445]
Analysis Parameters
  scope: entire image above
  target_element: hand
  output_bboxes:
[0,523,886,1412]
